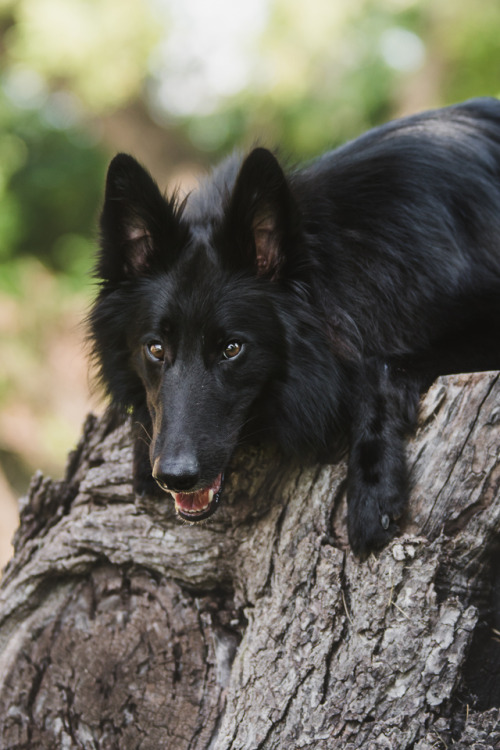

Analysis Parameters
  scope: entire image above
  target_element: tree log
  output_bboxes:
[0,372,499,749]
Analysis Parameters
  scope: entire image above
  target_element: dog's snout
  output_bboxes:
[153,456,201,493]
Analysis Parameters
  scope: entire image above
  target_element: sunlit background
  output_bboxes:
[0,0,499,566]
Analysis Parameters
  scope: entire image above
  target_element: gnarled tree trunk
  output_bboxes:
[0,372,499,749]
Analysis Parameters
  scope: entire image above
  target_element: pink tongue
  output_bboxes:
[174,488,211,513]
[173,474,222,514]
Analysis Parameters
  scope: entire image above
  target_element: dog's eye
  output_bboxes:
[223,341,242,360]
[145,341,165,362]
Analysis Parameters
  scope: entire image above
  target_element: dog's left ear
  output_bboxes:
[224,148,298,278]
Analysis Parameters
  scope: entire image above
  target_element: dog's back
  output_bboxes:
[291,97,500,368]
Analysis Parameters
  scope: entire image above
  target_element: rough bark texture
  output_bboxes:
[0,372,499,749]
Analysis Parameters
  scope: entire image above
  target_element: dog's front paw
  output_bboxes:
[133,470,163,498]
[132,437,164,498]
[347,486,403,558]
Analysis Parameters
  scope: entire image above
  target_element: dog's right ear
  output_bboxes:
[97,154,182,283]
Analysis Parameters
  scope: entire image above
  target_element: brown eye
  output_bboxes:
[146,341,164,362]
[223,341,242,360]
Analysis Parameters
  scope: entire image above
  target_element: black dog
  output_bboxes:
[90,97,500,556]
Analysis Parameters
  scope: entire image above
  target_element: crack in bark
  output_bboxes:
[421,374,499,537]
[254,667,315,750]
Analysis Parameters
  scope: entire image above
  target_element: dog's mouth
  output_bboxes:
[159,473,224,522]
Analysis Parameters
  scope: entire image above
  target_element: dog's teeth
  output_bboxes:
[169,484,218,517]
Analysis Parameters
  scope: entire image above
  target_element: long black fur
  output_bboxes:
[90,97,500,556]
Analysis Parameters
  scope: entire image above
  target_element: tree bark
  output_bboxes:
[0,372,499,749]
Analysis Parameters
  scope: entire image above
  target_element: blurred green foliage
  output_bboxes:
[183,0,500,159]
[0,91,107,284]
[0,0,161,285]
[2,0,160,112]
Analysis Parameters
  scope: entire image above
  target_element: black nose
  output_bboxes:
[153,457,201,493]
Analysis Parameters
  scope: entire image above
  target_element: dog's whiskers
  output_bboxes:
[134,421,152,444]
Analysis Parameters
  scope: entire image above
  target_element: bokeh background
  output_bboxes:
[0,0,499,567]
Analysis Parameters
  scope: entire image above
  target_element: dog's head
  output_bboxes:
[91,150,345,520]
[91,150,308,520]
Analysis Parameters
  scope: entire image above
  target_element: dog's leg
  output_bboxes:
[346,360,420,557]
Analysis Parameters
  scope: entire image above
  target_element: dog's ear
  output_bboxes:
[224,148,298,279]
[97,154,182,282]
